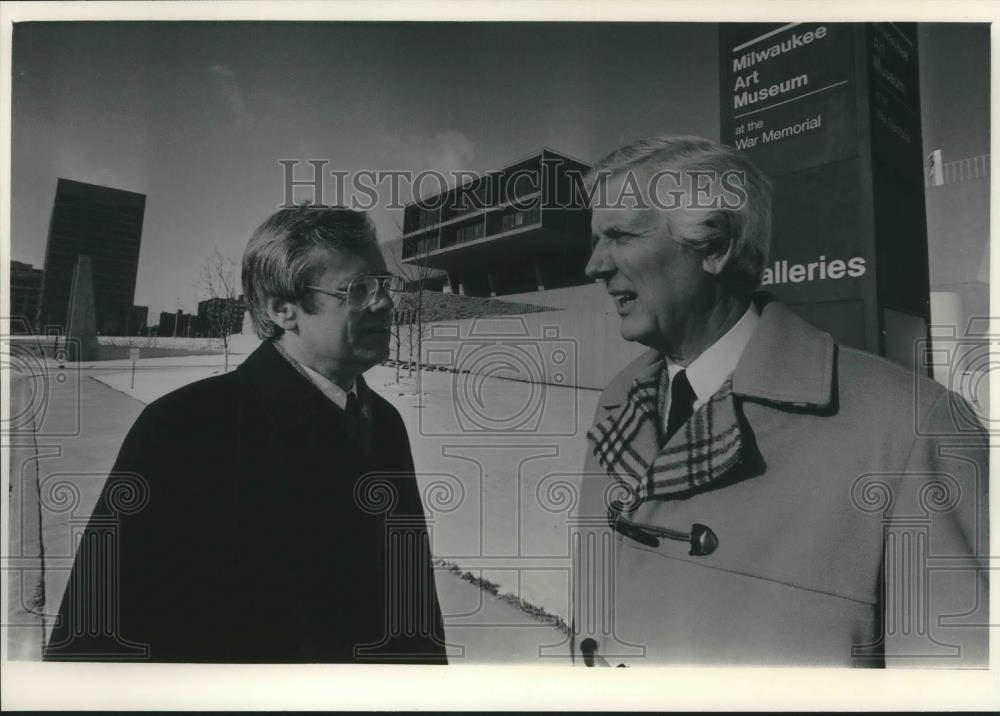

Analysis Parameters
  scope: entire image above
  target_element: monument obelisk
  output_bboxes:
[65,255,99,362]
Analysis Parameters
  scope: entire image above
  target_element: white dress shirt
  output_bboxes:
[663,305,760,427]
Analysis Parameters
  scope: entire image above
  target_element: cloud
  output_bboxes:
[380,129,476,178]
[208,63,250,128]
[327,130,473,240]
[375,130,477,208]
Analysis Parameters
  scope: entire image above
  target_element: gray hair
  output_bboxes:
[242,206,380,340]
[589,135,772,295]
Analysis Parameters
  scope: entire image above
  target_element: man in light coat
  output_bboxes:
[571,135,989,667]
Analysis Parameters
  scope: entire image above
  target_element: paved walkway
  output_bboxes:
[7,367,571,664]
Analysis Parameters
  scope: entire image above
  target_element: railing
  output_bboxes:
[404,205,542,261]
[402,233,441,259]
[926,153,990,186]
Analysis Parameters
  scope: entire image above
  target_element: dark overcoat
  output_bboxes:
[45,341,447,663]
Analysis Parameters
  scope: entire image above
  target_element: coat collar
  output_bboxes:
[732,294,835,409]
[236,340,370,432]
[596,294,835,412]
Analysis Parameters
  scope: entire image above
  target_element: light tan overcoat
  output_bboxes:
[572,298,989,666]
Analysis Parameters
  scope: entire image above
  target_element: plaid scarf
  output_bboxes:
[587,358,745,504]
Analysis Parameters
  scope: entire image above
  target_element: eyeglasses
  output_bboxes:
[307,274,406,311]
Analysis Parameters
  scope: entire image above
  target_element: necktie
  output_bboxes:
[664,369,696,442]
[345,391,361,431]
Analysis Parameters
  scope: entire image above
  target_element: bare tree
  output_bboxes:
[391,305,405,384]
[410,256,437,381]
[387,215,440,388]
[394,291,417,381]
[200,247,242,372]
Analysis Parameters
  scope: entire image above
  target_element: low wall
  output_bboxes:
[7,335,234,361]
[94,345,226,360]
[98,335,225,350]
[96,336,230,358]
[6,370,47,659]
[501,282,611,311]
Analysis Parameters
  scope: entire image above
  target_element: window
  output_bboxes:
[455,222,484,244]
[497,207,538,233]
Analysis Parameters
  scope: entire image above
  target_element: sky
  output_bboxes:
[11,22,988,318]
[11,22,719,317]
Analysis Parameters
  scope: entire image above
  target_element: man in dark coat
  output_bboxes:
[45,207,447,663]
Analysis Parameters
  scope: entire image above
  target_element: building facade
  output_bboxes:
[400,149,592,298]
[379,236,449,292]
[127,305,149,336]
[196,296,245,337]
[158,309,195,338]
[10,260,43,334]
[37,178,146,336]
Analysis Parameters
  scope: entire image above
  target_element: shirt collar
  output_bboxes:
[666,304,759,405]
[271,340,356,410]
[298,362,356,410]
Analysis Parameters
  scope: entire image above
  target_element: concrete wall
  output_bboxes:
[8,335,234,362]
[925,177,989,334]
[93,345,226,360]
[919,24,990,338]
[389,282,646,390]
[502,282,608,310]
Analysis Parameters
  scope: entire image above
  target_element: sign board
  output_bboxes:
[719,22,931,363]
[721,22,856,176]
[129,347,140,388]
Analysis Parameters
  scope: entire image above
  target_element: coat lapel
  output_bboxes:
[587,295,837,504]
[238,341,331,429]
[588,367,747,502]
[586,356,663,502]
[647,379,744,497]
[236,341,369,453]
